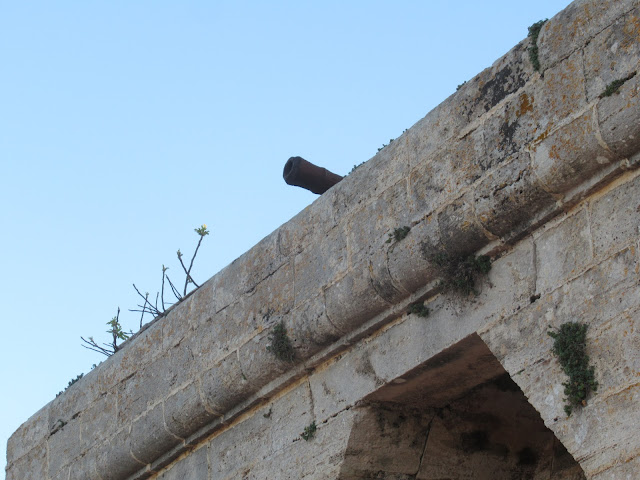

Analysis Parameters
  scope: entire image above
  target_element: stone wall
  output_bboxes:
[6,0,640,478]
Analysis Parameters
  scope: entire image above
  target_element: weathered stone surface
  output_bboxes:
[6,1,640,478]
[474,151,556,239]
[156,444,208,479]
[537,0,638,71]
[199,352,254,415]
[532,109,618,195]
[598,72,640,159]
[535,208,593,294]
[163,381,218,439]
[583,6,640,102]
[589,171,640,259]
[6,405,48,464]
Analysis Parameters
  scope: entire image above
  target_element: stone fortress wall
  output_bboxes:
[7,0,640,478]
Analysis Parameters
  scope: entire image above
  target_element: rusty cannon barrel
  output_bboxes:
[283,156,343,194]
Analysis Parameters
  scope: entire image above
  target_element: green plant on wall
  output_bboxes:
[430,253,492,296]
[267,321,296,362]
[527,19,548,72]
[301,421,317,441]
[548,322,598,416]
[386,226,411,244]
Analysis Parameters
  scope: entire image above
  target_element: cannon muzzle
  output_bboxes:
[283,156,343,194]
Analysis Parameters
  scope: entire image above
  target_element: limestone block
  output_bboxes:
[234,260,294,335]
[553,247,640,325]
[324,258,390,333]
[286,296,343,359]
[47,415,82,477]
[387,215,440,294]
[474,152,555,240]
[130,403,181,465]
[277,190,337,258]
[6,405,48,465]
[408,127,486,222]
[100,320,164,389]
[345,179,411,260]
[160,293,195,351]
[80,390,118,449]
[199,352,254,415]
[437,192,489,256]
[309,347,383,420]
[116,352,174,426]
[156,445,208,480]
[456,40,534,125]
[207,404,272,479]
[483,49,587,168]
[537,0,637,71]
[589,306,640,396]
[95,427,144,480]
[71,445,103,480]
[294,226,347,305]
[533,109,619,195]
[535,209,593,294]
[206,228,287,314]
[589,172,640,259]
[583,7,640,102]
[267,381,313,454]
[598,72,640,159]
[330,133,410,221]
[5,443,47,480]
[591,454,640,480]
[238,329,293,390]
[163,381,218,440]
[48,366,104,433]
[565,384,640,476]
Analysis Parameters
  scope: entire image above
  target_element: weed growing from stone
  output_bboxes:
[431,253,492,296]
[407,302,429,317]
[82,224,210,359]
[548,322,598,416]
[386,226,411,244]
[456,81,467,91]
[56,373,84,397]
[350,161,366,174]
[267,321,295,362]
[599,72,637,98]
[301,421,317,441]
[527,19,547,72]
[377,138,394,152]
[81,308,133,357]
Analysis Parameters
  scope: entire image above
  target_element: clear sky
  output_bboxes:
[1,1,572,476]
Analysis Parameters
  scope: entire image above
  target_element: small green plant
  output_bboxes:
[456,81,467,91]
[267,321,295,362]
[350,161,366,174]
[431,253,492,296]
[528,19,548,72]
[81,308,133,357]
[386,226,411,244]
[301,421,317,441]
[599,72,637,98]
[56,373,84,397]
[377,138,394,152]
[407,302,429,317]
[548,322,598,416]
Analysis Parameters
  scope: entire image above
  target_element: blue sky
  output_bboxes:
[1,1,572,476]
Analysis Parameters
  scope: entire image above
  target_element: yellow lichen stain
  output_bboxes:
[516,93,534,117]
[548,144,561,160]
[534,125,552,143]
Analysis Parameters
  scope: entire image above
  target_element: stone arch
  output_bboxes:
[338,334,585,479]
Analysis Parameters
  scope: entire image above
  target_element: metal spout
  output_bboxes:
[283,156,343,194]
